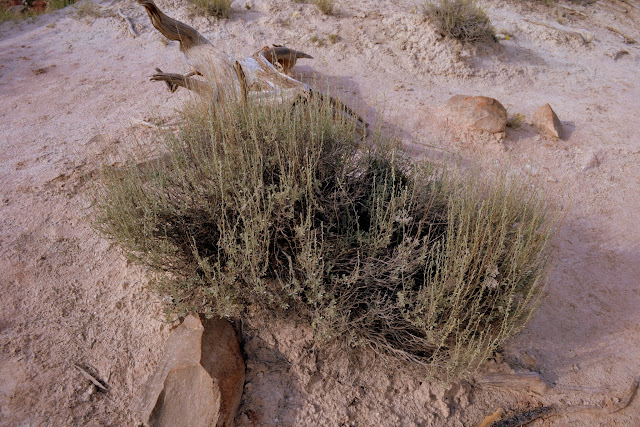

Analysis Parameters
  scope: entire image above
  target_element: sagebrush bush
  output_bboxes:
[192,0,231,18]
[95,94,554,378]
[424,0,496,45]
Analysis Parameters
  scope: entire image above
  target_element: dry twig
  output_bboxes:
[74,363,109,392]
[605,26,636,44]
[117,8,138,37]
[557,4,587,18]
[479,375,640,426]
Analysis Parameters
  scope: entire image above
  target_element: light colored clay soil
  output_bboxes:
[1,0,639,425]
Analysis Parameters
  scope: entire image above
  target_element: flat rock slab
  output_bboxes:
[149,365,221,427]
[443,95,507,134]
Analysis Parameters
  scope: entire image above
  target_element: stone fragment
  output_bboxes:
[149,365,221,427]
[582,152,600,171]
[132,315,205,423]
[532,104,563,139]
[201,318,246,427]
[133,315,246,427]
[443,95,507,134]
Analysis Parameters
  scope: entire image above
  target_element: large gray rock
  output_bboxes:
[443,95,507,134]
[532,103,563,139]
[133,315,245,427]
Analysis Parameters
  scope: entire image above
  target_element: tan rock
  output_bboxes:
[532,103,563,139]
[132,315,205,423]
[201,318,246,427]
[132,315,246,427]
[149,365,221,427]
[443,95,507,134]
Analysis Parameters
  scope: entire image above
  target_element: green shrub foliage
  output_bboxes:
[96,95,554,378]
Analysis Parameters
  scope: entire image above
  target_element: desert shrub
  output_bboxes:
[95,94,555,378]
[423,0,496,45]
[313,0,334,15]
[191,0,231,18]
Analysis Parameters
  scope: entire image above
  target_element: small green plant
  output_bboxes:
[0,6,19,23]
[191,0,232,18]
[313,0,334,15]
[507,112,526,129]
[328,33,339,44]
[423,0,496,45]
[47,0,75,12]
[96,92,556,379]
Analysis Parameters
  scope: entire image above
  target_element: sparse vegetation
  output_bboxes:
[191,0,232,18]
[73,0,101,19]
[310,34,325,46]
[423,0,496,45]
[0,0,76,23]
[96,93,555,378]
[47,0,75,12]
[328,33,339,44]
[0,5,19,23]
[313,0,334,15]
[507,112,526,129]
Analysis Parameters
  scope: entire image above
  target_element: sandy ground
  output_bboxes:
[1,0,639,425]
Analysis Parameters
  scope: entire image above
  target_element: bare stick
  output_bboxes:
[605,26,636,44]
[74,363,109,392]
[117,8,138,38]
[557,4,587,18]
[482,377,640,426]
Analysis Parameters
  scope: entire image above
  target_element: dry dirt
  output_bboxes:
[1,0,639,425]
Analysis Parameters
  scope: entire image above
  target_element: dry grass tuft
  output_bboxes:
[423,0,496,45]
[73,0,101,18]
[95,93,556,379]
[313,0,334,15]
[192,0,232,18]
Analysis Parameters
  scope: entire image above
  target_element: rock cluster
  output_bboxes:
[442,95,564,141]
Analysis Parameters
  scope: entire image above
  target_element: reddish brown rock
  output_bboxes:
[532,103,563,139]
[443,95,507,134]
[201,318,246,427]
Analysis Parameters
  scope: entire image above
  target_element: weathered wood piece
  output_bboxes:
[135,0,367,130]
